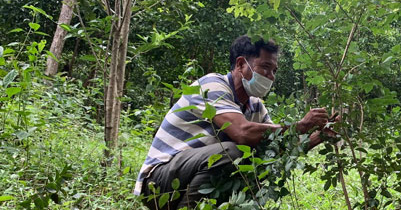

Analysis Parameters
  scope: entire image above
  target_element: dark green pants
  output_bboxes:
[141,141,242,210]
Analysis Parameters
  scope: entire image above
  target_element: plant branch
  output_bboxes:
[285,6,336,77]
[132,1,160,18]
[116,0,132,34]
[335,146,352,210]
[341,125,370,209]
[293,35,313,60]
[101,0,112,16]
[74,6,103,70]
[336,9,364,78]
[333,0,354,23]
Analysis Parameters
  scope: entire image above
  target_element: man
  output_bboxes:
[135,35,330,209]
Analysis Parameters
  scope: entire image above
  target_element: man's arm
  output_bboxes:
[213,108,329,148]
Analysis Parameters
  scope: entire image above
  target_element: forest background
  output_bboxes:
[0,0,400,209]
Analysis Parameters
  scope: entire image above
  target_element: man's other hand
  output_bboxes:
[297,108,328,134]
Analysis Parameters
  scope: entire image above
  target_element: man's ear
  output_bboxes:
[235,56,246,73]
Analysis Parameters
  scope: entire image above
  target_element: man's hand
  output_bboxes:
[297,108,329,134]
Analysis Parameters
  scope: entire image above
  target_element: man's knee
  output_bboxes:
[221,141,242,160]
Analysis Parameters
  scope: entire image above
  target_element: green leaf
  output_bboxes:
[182,85,200,95]
[3,48,15,55]
[45,50,59,62]
[19,199,31,208]
[362,83,374,93]
[29,22,40,31]
[80,55,96,62]
[219,122,232,131]
[0,195,15,202]
[33,197,45,209]
[38,40,46,52]
[370,144,383,150]
[171,178,180,190]
[171,191,180,201]
[0,57,5,66]
[162,82,174,90]
[237,145,251,158]
[323,179,331,191]
[381,189,392,198]
[46,183,58,193]
[280,187,290,196]
[236,191,246,203]
[3,70,18,88]
[9,28,24,33]
[23,5,53,20]
[285,160,293,172]
[202,103,216,120]
[355,147,368,153]
[123,167,130,175]
[172,105,198,113]
[34,31,50,37]
[236,145,251,153]
[60,24,71,32]
[16,131,29,140]
[158,193,169,209]
[208,154,223,169]
[391,44,400,53]
[238,164,254,172]
[273,0,280,11]
[382,56,393,64]
[198,187,215,194]
[6,87,21,97]
[184,133,206,142]
[257,170,270,180]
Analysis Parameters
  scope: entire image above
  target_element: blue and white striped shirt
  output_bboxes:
[134,72,272,195]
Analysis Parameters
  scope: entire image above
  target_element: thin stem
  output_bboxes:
[341,126,370,209]
[15,15,34,60]
[294,35,313,60]
[251,152,262,191]
[333,0,354,23]
[335,9,364,78]
[74,6,103,71]
[335,146,352,210]
[287,180,297,210]
[357,96,364,160]
[291,173,300,209]
[285,6,336,77]
[132,1,160,17]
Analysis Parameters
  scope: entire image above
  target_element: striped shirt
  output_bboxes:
[134,72,272,195]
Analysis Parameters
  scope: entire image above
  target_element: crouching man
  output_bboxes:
[135,35,332,209]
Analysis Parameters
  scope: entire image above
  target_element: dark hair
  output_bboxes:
[229,35,279,70]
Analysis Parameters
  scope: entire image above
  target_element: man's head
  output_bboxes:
[230,35,279,72]
[229,35,279,98]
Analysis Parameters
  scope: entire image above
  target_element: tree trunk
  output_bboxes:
[104,0,132,166]
[45,0,76,76]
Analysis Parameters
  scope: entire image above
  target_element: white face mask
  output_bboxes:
[241,58,273,98]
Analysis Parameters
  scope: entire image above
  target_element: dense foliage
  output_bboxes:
[1,0,400,209]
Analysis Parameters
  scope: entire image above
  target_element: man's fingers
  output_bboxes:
[314,112,329,119]
[311,108,327,113]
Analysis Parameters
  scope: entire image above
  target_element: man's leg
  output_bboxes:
[142,141,242,210]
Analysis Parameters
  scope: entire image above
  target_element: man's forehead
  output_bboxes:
[257,50,278,64]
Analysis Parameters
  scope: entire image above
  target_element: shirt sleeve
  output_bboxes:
[193,75,242,116]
